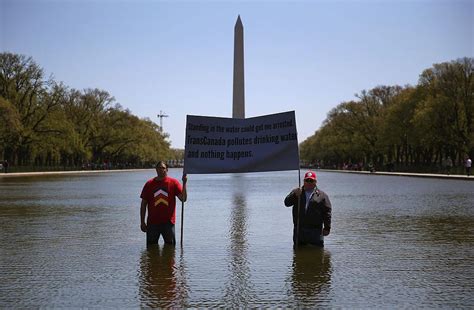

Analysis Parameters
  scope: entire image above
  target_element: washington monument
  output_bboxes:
[233,15,245,119]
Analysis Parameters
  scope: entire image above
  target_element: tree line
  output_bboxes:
[2,53,472,173]
[300,57,473,173]
[0,52,176,171]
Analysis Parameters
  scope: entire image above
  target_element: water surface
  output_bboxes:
[1,170,473,307]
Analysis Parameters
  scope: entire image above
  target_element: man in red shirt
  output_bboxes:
[140,161,187,245]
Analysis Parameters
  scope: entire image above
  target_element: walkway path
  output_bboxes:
[0,169,148,178]
[0,168,472,180]
[320,169,473,181]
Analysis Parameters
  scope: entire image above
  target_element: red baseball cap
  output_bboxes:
[304,171,317,180]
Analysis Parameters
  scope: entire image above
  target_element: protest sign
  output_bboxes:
[184,111,299,174]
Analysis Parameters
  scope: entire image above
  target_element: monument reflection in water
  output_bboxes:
[223,191,255,306]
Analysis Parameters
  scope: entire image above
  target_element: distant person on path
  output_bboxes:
[140,161,187,246]
[3,160,8,173]
[284,171,332,247]
[368,162,376,173]
[444,156,453,175]
[465,157,472,177]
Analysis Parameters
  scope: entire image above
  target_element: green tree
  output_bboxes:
[0,96,22,159]
[0,52,174,170]
[0,53,64,165]
[416,58,474,166]
[301,58,473,172]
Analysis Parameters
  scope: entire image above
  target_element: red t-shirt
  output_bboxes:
[140,176,183,225]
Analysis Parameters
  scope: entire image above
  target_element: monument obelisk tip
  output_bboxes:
[233,15,245,119]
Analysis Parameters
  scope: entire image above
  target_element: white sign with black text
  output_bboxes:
[184,111,299,174]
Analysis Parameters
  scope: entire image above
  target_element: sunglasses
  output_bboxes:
[304,179,315,183]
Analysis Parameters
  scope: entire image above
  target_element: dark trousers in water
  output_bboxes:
[146,223,176,245]
[293,226,324,246]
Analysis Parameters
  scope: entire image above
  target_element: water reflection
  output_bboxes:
[138,245,189,308]
[290,247,332,306]
[223,190,256,306]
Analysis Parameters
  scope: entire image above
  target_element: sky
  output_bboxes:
[1,0,472,149]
